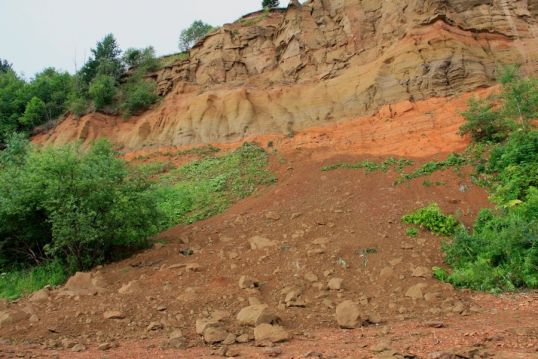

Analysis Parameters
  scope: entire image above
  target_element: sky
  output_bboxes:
[0,0,263,78]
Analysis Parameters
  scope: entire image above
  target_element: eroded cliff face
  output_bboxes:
[36,0,538,149]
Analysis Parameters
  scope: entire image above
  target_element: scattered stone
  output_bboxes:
[203,326,229,344]
[29,289,50,303]
[380,267,394,279]
[328,278,343,290]
[196,318,221,334]
[103,311,125,320]
[223,333,237,345]
[304,272,318,282]
[425,321,445,328]
[236,305,280,326]
[61,271,107,296]
[71,344,86,352]
[249,236,277,250]
[98,343,112,351]
[264,347,284,357]
[118,280,142,295]
[254,324,289,343]
[212,310,231,321]
[371,339,391,353]
[405,283,428,299]
[61,339,78,349]
[411,266,430,278]
[265,212,281,221]
[179,248,194,256]
[186,263,202,272]
[146,322,164,331]
[304,352,324,358]
[239,275,260,289]
[285,289,306,307]
[236,334,250,343]
[291,212,302,220]
[335,300,361,329]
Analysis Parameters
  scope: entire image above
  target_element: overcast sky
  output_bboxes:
[0,0,265,78]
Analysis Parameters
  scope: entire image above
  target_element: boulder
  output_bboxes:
[236,304,280,326]
[254,324,289,343]
[335,300,361,329]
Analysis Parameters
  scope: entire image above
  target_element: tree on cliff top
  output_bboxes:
[262,0,280,8]
[178,21,214,52]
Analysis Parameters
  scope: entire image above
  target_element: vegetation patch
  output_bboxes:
[436,67,538,292]
[321,157,413,173]
[402,203,459,237]
[152,142,275,227]
[395,153,465,184]
[0,261,67,300]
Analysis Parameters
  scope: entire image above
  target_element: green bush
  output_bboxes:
[406,227,419,237]
[402,203,458,236]
[88,74,117,111]
[120,79,158,117]
[0,138,162,271]
[442,189,538,291]
[459,98,512,143]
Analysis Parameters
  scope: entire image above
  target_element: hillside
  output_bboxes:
[35,0,538,149]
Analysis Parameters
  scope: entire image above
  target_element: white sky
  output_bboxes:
[0,0,265,78]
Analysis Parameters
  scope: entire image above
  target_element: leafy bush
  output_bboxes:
[88,74,117,111]
[120,78,158,117]
[0,138,162,271]
[441,189,538,291]
[402,203,458,236]
[459,98,512,143]
[406,227,419,237]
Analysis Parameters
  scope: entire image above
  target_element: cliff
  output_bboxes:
[36,0,538,149]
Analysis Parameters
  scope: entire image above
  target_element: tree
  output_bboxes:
[0,59,12,74]
[178,21,214,52]
[79,34,124,85]
[122,46,158,72]
[88,74,117,111]
[26,68,73,124]
[20,97,47,127]
[262,0,280,8]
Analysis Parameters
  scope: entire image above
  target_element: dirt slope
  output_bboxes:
[35,0,538,149]
[3,91,538,358]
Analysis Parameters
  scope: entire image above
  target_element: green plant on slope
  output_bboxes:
[402,203,458,237]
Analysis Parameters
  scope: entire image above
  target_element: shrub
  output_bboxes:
[402,203,458,236]
[459,98,512,143]
[406,227,419,237]
[0,138,163,270]
[88,74,117,111]
[120,79,158,117]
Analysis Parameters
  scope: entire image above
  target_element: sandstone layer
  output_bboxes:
[36,0,538,149]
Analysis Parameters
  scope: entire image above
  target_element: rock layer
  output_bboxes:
[36,0,538,148]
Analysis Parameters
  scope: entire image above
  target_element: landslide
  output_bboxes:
[35,0,538,149]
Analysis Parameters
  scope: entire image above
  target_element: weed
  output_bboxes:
[402,204,458,237]
[322,157,413,173]
[406,227,419,237]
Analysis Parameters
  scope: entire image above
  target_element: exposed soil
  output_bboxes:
[3,92,538,358]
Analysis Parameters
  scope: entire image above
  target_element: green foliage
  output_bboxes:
[459,98,512,143]
[396,153,465,184]
[0,138,162,271]
[79,34,124,84]
[488,130,538,203]
[262,0,280,8]
[88,74,117,111]
[152,143,275,226]
[120,77,158,118]
[0,59,12,74]
[20,97,46,127]
[406,227,419,237]
[402,204,458,236]
[0,260,68,299]
[179,20,214,52]
[123,47,159,72]
[442,189,538,291]
[322,157,413,173]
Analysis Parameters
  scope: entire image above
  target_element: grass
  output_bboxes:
[322,157,413,173]
[157,52,189,68]
[152,142,275,227]
[0,261,68,300]
[395,153,465,184]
